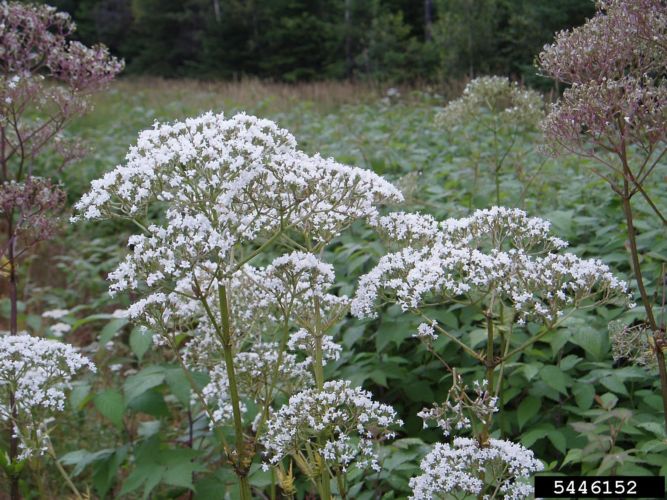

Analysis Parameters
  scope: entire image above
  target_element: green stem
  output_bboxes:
[419,312,485,362]
[217,284,252,500]
[319,469,332,500]
[336,471,348,499]
[480,305,495,445]
[314,335,325,390]
[48,440,83,500]
[254,321,291,439]
[620,174,667,433]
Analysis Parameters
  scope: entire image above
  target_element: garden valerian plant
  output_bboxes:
[539,0,667,430]
[0,2,121,497]
[436,76,546,208]
[74,111,404,498]
[352,207,629,498]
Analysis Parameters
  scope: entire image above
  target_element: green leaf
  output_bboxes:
[92,446,128,497]
[572,384,595,410]
[521,423,554,447]
[376,317,415,351]
[163,461,203,490]
[165,368,191,406]
[127,390,169,418]
[546,429,567,454]
[570,326,608,360]
[124,366,166,404]
[516,396,541,430]
[599,375,627,395]
[69,383,92,411]
[93,390,125,429]
[562,448,583,467]
[70,313,116,333]
[130,327,153,361]
[120,462,164,498]
[540,365,569,395]
[99,318,129,345]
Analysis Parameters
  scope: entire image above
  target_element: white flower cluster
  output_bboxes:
[75,112,397,329]
[240,251,350,330]
[417,378,498,436]
[262,379,402,472]
[0,334,94,459]
[353,208,629,325]
[287,329,342,364]
[41,308,69,319]
[409,437,543,500]
[374,207,567,250]
[201,341,312,423]
[174,252,348,369]
[414,321,437,341]
[437,76,544,131]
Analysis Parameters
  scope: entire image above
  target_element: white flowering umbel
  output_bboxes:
[436,76,548,206]
[354,207,628,497]
[75,111,402,499]
[201,342,312,424]
[0,334,94,460]
[409,437,543,500]
[262,380,402,475]
[354,207,629,326]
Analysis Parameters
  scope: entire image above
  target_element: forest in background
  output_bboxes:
[39,0,594,83]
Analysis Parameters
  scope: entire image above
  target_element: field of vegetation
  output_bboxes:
[1,1,666,499]
[1,74,663,498]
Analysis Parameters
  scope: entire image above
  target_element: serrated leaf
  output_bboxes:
[93,390,125,429]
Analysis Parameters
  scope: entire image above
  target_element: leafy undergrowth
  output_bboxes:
[2,78,665,498]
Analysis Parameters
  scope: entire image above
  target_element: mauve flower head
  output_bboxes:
[0,2,123,89]
[539,0,667,85]
[538,0,667,176]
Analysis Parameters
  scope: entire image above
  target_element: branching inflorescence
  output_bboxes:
[353,206,629,499]
[76,111,403,499]
[539,0,667,431]
[0,333,94,460]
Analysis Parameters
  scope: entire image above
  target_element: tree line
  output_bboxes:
[44,0,594,83]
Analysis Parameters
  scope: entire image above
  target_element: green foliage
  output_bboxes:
[3,80,665,497]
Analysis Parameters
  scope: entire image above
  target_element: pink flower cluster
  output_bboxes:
[0,2,123,90]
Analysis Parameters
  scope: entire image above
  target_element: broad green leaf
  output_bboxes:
[99,318,129,345]
[93,390,125,429]
[546,429,567,454]
[599,375,627,395]
[124,366,166,404]
[516,396,541,430]
[521,423,555,447]
[69,383,92,411]
[572,384,595,410]
[540,366,570,395]
[127,390,169,417]
[165,368,192,406]
[130,327,153,361]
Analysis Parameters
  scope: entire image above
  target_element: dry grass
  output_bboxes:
[96,77,386,114]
